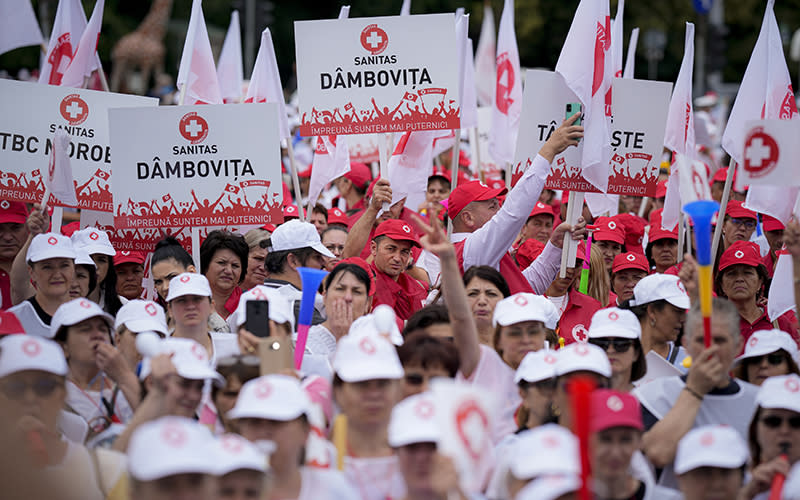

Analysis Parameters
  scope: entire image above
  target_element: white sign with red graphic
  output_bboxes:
[0,79,156,211]
[512,71,671,196]
[294,14,460,136]
[109,104,283,251]
[347,134,381,163]
[674,152,712,204]
[736,119,800,189]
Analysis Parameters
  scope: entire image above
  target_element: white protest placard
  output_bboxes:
[476,106,502,180]
[736,119,800,190]
[0,79,157,211]
[294,13,460,136]
[348,133,381,163]
[675,153,712,203]
[110,104,283,251]
[512,71,671,196]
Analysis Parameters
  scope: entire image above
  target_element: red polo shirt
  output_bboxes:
[556,289,603,345]
[370,263,427,321]
[740,309,799,347]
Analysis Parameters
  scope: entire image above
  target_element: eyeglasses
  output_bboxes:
[760,415,800,429]
[747,352,786,366]
[0,378,63,400]
[588,338,634,353]
[729,218,757,230]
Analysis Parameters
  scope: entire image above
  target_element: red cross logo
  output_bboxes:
[179,112,209,145]
[180,275,191,283]
[699,432,714,447]
[21,339,41,357]
[89,231,99,240]
[692,170,706,200]
[626,254,636,262]
[121,251,130,256]
[606,395,624,412]
[677,280,686,294]
[359,337,377,355]
[495,52,516,115]
[144,303,158,316]
[0,201,9,209]
[536,202,545,209]
[734,250,745,259]
[59,94,89,126]
[221,435,244,454]
[161,425,187,448]
[544,353,557,364]
[513,295,529,306]
[47,236,58,245]
[402,225,411,233]
[286,206,296,214]
[542,435,560,448]
[785,378,800,393]
[360,24,388,55]
[454,400,489,461]
[190,343,206,361]
[79,299,92,309]
[743,127,780,179]
[254,380,272,399]
[414,400,435,419]
[251,289,267,300]
[608,311,619,321]
[607,221,617,230]
[574,344,590,356]
[572,325,588,343]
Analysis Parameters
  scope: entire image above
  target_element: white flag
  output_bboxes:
[460,36,478,129]
[39,0,89,86]
[217,10,243,103]
[245,28,290,140]
[661,23,695,231]
[307,135,350,209]
[555,0,612,193]
[675,153,711,204]
[474,4,496,107]
[623,28,639,79]
[177,0,222,105]
[60,0,104,89]
[0,0,43,56]
[387,130,437,207]
[769,251,796,321]
[45,129,78,206]
[489,0,522,168]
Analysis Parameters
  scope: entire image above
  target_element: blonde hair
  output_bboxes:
[585,245,610,307]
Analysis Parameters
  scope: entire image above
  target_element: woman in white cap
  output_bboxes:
[504,424,580,498]
[0,335,127,499]
[554,343,612,428]
[51,298,138,439]
[212,433,268,500]
[492,292,557,369]
[229,374,357,499]
[625,273,690,370]
[733,329,800,386]
[69,248,97,300]
[70,227,123,316]
[740,374,800,499]
[8,232,76,338]
[113,299,169,376]
[514,350,559,431]
[587,307,646,393]
[674,425,749,500]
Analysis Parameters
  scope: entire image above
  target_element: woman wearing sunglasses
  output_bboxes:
[733,329,800,386]
[586,307,646,393]
[740,374,800,500]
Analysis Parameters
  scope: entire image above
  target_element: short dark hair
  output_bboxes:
[152,235,194,269]
[462,265,511,298]
[324,262,373,295]
[427,175,451,191]
[199,230,249,284]
[396,332,459,377]
[76,263,98,299]
[321,226,348,241]
[312,204,328,221]
[265,247,319,274]
[403,304,450,337]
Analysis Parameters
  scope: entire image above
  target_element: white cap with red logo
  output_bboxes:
[514,349,558,384]
[228,374,311,421]
[516,474,580,500]
[70,227,115,256]
[114,300,169,336]
[50,298,114,339]
[555,343,612,378]
[674,425,748,474]
[166,272,212,302]
[211,433,268,475]
[333,327,404,383]
[270,219,335,258]
[587,307,641,340]
[128,416,218,481]
[0,335,67,378]
[629,274,690,309]
[736,329,800,365]
[139,338,224,386]
[493,293,557,329]
[756,374,800,414]
[26,232,76,263]
[509,424,579,479]
[388,392,439,447]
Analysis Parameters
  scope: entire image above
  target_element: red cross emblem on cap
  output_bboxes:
[415,400,435,419]
[574,344,590,356]
[544,353,557,364]
[121,251,130,256]
[145,303,158,316]
[180,275,191,283]
[785,378,800,393]
[402,224,411,233]
[21,339,41,357]
[221,435,244,454]
[161,425,187,448]
[608,311,619,321]
[749,336,759,348]
[677,280,686,293]
[699,432,714,446]
[572,325,588,343]
[254,380,272,399]
[79,299,92,309]
[536,202,545,208]
[542,435,560,448]
[607,221,617,230]
[251,288,267,300]
[47,236,58,245]
[606,395,624,412]
[190,343,206,361]
[513,295,529,306]
[333,208,343,216]
[89,231,99,240]
[626,254,636,262]
[359,337,377,355]
[287,206,296,213]
[735,250,745,259]
[0,201,9,209]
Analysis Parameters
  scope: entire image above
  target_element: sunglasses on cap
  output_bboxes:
[0,377,63,400]
[746,352,786,366]
[588,338,634,353]
[760,415,800,429]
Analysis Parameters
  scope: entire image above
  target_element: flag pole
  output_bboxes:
[377,133,390,212]
[710,159,736,270]
[285,140,307,222]
[448,137,461,239]
[504,161,512,189]
[560,191,584,278]
[637,196,648,218]
[94,54,110,92]
[677,212,685,263]
[470,126,484,183]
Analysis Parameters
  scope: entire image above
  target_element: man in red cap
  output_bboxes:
[369,219,427,320]
[517,201,555,246]
[0,201,28,310]
[761,214,785,278]
[114,251,146,301]
[333,161,372,214]
[721,200,757,251]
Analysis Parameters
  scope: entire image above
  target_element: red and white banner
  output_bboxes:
[44,129,78,206]
[39,0,92,86]
[675,153,711,205]
[555,0,612,193]
[512,72,670,197]
[474,4,496,108]
[0,79,156,210]
[737,119,800,189]
[217,10,243,104]
[387,129,437,207]
[176,0,222,105]
[308,135,350,208]
[109,104,283,250]
[245,28,290,140]
[348,134,380,163]
[60,0,104,89]
[488,0,521,167]
[294,14,460,137]
[0,0,43,56]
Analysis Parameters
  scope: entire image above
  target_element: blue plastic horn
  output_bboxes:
[295,267,328,369]
[682,200,720,267]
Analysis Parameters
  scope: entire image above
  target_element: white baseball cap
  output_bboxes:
[212,433,268,475]
[674,425,748,474]
[26,232,76,263]
[514,349,559,384]
[555,343,612,378]
[388,392,439,447]
[139,338,224,386]
[166,272,212,302]
[736,329,800,365]
[270,219,335,258]
[228,374,312,421]
[510,424,579,479]
[229,285,295,331]
[74,248,96,268]
[0,335,67,378]
[516,475,580,500]
[493,293,555,328]
[349,310,403,346]
[128,416,218,481]
[70,227,115,256]
[588,307,641,340]
[756,374,800,414]
[50,298,114,339]
[333,326,404,383]
[629,274,690,309]
[114,300,169,336]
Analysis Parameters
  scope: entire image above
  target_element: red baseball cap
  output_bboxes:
[655,180,667,199]
[590,389,643,433]
[0,311,26,335]
[648,208,663,226]
[516,239,546,270]
[373,219,420,247]
[725,200,757,220]
[616,213,647,254]
[283,204,306,220]
[282,182,293,206]
[761,214,785,232]
[298,164,312,179]
[648,226,678,244]
[344,162,372,189]
[0,200,28,224]
[60,221,80,237]
[458,150,471,167]
[528,202,554,219]
[485,177,506,191]
[718,241,762,272]
[447,180,507,219]
[612,252,649,274]
[327,207,349,226]
[592,216,625,245]
[338,257,377,296]
[260,223,277,232]
[114,250,146,266]
[711,167,735,184]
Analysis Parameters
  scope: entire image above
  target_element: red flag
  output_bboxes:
[31,169,41,177]
[94,168,109,180]
[162,194,172,203]
[403,91,418,102]
[60,0,104,88]
[224,183,240,194]
[177,0,222,105]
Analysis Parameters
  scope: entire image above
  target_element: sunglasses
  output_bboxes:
[1,378,63,400]
[761,415,800,429]
[217,355,260,367]
[747,353,786,366]
[589,338,634,353]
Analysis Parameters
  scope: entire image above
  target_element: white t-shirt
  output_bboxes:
[298,466,359,500]
[8,299,50,338]
[43,440,126,500]
[343,455,406,500]
[65,380,135,434]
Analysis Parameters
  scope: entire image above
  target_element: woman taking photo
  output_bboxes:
[733,329,800,386]
[587,307,646,393]
[200,230,249,325]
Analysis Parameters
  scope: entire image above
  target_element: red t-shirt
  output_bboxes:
[369,263,427,321]
[454,241,534,295]
[556,289,603,345]
[740,309,799,348]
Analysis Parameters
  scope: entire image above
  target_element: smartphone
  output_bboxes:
[565,102,583,127]
[258,337,294,375]
[245,300,270,338]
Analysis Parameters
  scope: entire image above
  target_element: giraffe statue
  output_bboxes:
[110,0,174,93]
